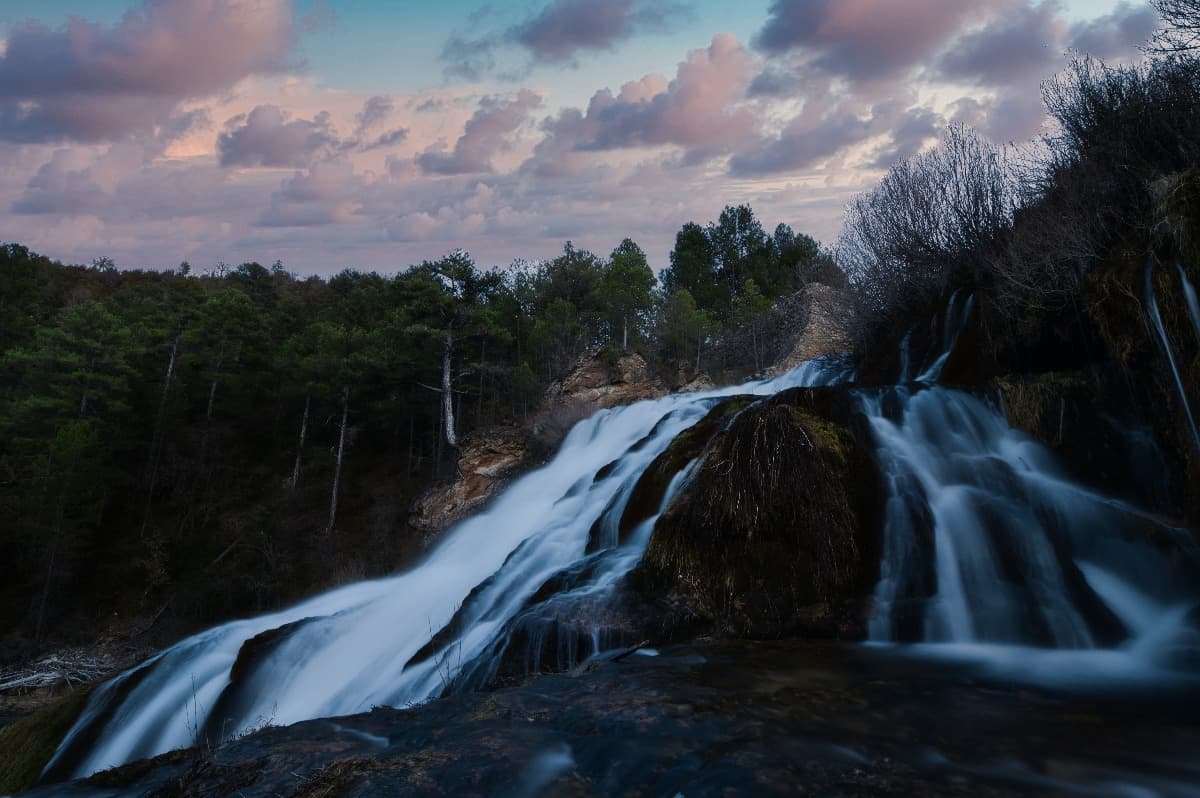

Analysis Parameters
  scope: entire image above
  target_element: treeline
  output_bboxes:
[0,205,834,654]
[839,0,1200,365]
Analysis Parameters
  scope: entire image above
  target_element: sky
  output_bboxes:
[0,0,1159,275]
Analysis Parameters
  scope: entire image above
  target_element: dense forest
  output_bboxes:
[0,208,837,658]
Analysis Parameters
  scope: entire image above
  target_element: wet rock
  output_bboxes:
[634,386,883,639]
[995,370,1176,511]
[27,641,1200,798]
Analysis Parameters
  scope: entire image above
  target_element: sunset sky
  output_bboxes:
[0,0,1158,274]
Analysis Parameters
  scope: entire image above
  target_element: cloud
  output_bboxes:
[753,0,1014,81]
[729,94,944,176]
[218,105,339,168]
[418,90,542,175]
[524,34,758,176]
[1069,1,1158,60]
[11,151,109,215]
[354,96,395,136]
[937,0,1065,87]
[259,159,360,227]
[441,0,689,79]
[0,0,296,143]
[510,0,687,64]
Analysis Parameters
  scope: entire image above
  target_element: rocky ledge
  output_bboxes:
[21,640,1200,798]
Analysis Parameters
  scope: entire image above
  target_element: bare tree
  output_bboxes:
[838,125,1016,335]
[1151,0,1200,53]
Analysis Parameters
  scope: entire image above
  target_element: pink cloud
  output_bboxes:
[525,34,758,176]
[754,0,1019,81]
[0,0,296,143]
[418,90,542,175]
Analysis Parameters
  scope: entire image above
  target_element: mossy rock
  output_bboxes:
[633,386,882,639]
[615,394,756,540]
[0,686,93,794]
[996,370,1177,513]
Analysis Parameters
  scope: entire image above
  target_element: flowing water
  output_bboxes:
[866,279,1200,689]
[46,359,847,781]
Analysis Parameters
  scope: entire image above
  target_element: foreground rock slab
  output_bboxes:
[24,641,1200,797]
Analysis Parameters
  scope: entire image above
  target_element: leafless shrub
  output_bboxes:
[1150,0,1200,54]
[838,125,1016,343]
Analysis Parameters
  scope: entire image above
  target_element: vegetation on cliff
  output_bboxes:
[840,1,1200,524]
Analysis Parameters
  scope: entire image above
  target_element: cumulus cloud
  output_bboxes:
[218,106,339,168]
[259,159,361,227]
[418,90,542,175]
[511,0,687,64]
[0,0,296,143]
[1069,1,1158,60]
[441,0,689,79]
[938,0,1065,86]
[730,93,944,176]
[354,96,395,135]
[753,0,1015,81]
[11,151,109,215]
[524,35,758,176]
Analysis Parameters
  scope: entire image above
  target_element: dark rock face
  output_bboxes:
[24,641,1200,798]
[995,370,1177,513]
[634,386,882,639]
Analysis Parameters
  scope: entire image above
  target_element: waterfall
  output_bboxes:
[47,358,848,781]
[865,386,1198,649]
[915,289,974,383]
[865,277,1200,681]
[1174,258,1200,344]
[1145,257,1200,455]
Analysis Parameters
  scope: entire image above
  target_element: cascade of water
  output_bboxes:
[864,385,1200,664]
[915,289,975,383]
[47,358,848,781]
[1175,258,1200,344]
[1145,258,1200,455]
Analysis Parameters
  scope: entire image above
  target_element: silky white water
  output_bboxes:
[48,359,847,780]
[864,280,1200,685]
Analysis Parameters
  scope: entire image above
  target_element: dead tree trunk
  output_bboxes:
[442,330,458,450]
[140,337,179,537]
[290,394,310,491]
[327,386,349,534]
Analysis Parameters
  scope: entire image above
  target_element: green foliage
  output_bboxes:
[661,205,821,322]
[0,687,94,794]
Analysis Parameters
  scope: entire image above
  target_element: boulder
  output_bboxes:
[633,386,882,639]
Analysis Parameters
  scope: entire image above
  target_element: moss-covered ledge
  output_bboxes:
[0,686,93,794]
[632,385,882,640]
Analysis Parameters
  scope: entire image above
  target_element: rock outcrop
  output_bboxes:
[634,386,882,639]
[409,427,529,535]
[766,283,855,376]
[544,351,666,411]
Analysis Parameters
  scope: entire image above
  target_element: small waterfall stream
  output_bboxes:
[1145,257,1200,455]
[865,280,1200,685]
